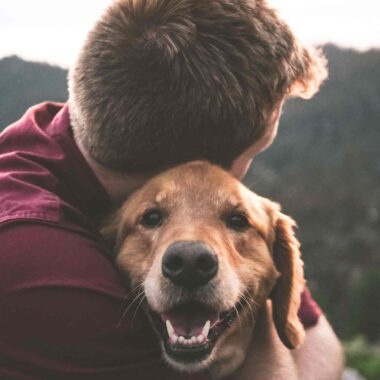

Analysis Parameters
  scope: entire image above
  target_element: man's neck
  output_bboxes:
[75,138,148,205]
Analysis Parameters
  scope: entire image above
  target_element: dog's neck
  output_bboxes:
[75,137,149,204]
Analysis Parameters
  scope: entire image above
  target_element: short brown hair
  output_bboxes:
[69,0,327,173]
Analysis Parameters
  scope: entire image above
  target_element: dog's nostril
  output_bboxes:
[162,241,218,288]
[197,254,217,274]
[166,256,183,273]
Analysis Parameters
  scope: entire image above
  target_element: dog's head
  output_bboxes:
[103,161,305,373]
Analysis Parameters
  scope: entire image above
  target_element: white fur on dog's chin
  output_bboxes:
[161,340,216,373]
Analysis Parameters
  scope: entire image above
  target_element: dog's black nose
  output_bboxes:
[162,241,218,288]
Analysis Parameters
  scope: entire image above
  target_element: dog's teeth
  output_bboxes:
[165,320,210,346]
[202,320,211,338]
[172,333,207,347]
[166,320,174,337]
[170,334,178,345]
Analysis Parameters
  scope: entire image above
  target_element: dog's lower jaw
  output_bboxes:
[161,342,215,374]
[208,319,255,380]
[158,316,254,379]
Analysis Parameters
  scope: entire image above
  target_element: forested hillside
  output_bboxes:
[248,45,380,342]
[0,55,68,127]
[1,46,379,344]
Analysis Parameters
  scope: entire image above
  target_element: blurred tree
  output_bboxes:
[346,271,380,342]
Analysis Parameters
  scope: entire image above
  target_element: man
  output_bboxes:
[0,0,343,379]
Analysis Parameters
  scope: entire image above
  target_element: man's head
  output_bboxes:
[69,0,327,174]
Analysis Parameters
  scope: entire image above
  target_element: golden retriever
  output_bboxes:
[103,161,305,379]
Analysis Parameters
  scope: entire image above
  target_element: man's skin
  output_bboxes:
[77,98,344,379]
[231,303,343,380]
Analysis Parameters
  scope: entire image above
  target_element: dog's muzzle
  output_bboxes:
[144,240,241,366]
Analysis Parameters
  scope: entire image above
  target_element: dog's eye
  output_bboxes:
[141,209,163,229]
[226,213,250,231]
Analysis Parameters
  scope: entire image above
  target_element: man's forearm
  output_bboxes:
[292,315,345,380]
[228,303,299,380]
[229,305,344,380]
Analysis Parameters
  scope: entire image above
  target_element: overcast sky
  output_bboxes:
[0,0,379,68]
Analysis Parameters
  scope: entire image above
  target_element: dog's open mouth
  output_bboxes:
[148,301,240,363]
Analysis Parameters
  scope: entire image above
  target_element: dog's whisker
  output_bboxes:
[123,287,144,312]
[117,287,145,328]
[120,283,143,304]
[241,291,259,308]
[238,292,257,325]
[120,285,142,312]
[118,290,145,327]
[130,293,147,328]
[244,166,268,190]
[233,303,242,327]
[119,283,144,311]
[245,296,258,311]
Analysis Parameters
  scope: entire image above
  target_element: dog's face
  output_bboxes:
[103,161,305,374]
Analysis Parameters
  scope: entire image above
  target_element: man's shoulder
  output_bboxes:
[0,102,65,143]
[0,102,108,236]
[0,102,66,225]
[0,221,117,293]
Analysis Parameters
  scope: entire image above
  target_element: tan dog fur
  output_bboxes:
[103,161,305,379]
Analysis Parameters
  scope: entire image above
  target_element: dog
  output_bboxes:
[102,161,305,379]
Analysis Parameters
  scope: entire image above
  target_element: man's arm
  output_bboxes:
[292,315,345,380]
[229,302,344,380]
[0,223,206,380]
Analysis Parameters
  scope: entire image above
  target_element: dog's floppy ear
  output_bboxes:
[271,212,305,349]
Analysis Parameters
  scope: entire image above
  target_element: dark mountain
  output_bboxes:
[0,55,68,128]
[1,46,379,341]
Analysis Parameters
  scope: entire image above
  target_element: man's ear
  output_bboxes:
[271,213,305,349]
[287,44,328,99]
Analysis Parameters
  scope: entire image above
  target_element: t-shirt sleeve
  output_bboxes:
[298,287,322,328]
[0,222,209,380]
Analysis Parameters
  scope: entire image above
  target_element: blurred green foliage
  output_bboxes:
[346,271,380,342]
[344,337,380,380]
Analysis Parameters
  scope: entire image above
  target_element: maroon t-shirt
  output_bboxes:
[0,102,320,379]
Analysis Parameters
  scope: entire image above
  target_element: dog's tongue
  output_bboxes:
[162,303,219,337]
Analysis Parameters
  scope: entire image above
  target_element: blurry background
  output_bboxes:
[1,1,379,378]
